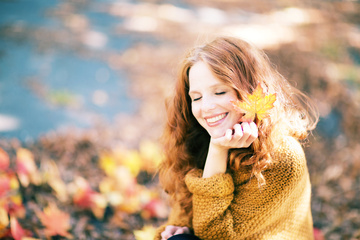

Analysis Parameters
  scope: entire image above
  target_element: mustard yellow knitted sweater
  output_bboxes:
[155,137,314,240]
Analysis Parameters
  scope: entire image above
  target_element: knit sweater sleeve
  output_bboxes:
[185,136,314,239]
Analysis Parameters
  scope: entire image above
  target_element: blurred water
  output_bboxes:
[0,0,138,141]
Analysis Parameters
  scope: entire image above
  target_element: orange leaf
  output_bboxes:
[0,148,9,171]
[0,228,10,239]
[232,84,276,122]
[38,203,72,238]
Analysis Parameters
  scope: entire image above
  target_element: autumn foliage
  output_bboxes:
[0,140,167,239]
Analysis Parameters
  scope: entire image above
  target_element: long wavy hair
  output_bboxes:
[158,36,318,218]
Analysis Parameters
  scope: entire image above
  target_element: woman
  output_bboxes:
[155,36,318,240]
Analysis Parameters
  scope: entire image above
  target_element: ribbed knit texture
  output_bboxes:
[154,137,314,240]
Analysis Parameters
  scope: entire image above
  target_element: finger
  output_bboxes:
[161,226,176,239]
[224,128,233,141]
[241,122,251,139]
[174,228,185,235]
[249,122,258,138]
[161,232,170,240]
[244,122,258,147]
[161,231,172,240]
[233,124,243,140]
[182,227,191,234]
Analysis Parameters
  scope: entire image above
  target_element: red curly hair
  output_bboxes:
[158,36,318,218]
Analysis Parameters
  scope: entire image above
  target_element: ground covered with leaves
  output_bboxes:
[1,0,360,239]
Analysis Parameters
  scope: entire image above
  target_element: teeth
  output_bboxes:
[206,113,226,123]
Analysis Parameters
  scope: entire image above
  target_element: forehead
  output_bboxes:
[188,62,225,91]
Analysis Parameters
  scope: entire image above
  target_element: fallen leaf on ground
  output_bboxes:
[10,216,28,240]
[16,148,41,187]
[139,140,163,173]
[141,198,168,219]
[313,227,325,240]
[133,225,157,240]
[41,160,68,202]
[38,203,72,238]
[0,174,10,198]
[0,207,9,237]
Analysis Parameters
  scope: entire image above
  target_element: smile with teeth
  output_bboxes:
[206,113,227,124]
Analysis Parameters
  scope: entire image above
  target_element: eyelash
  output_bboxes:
[192,91,226,102]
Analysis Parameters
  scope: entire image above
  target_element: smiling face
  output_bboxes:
[188,61,243,138]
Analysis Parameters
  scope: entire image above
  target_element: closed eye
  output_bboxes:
[193,96,202,101]
[215,91,226,95]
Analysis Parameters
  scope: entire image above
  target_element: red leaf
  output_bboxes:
[313,228,325,240]
[72,178,100,209]
[73,188,97,208]
[10,216,27,240]
[0,174,10,198]
[142,199,168,219]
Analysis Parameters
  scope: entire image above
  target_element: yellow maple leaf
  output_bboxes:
[232,84,276,122]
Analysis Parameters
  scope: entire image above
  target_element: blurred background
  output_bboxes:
[0,0,359,239]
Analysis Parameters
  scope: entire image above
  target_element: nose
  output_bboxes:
[201,96,216,112]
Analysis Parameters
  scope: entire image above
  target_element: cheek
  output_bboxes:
[191,103,201,120]
[225,96,241,117]
[223,96,237,109]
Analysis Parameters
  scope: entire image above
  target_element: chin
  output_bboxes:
[209,129,227,139]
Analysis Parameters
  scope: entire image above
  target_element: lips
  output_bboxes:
[205,113,227,126]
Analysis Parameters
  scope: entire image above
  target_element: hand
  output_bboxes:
[211,122,258,150]
[202,122,258,178]
[161,225,190,240]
